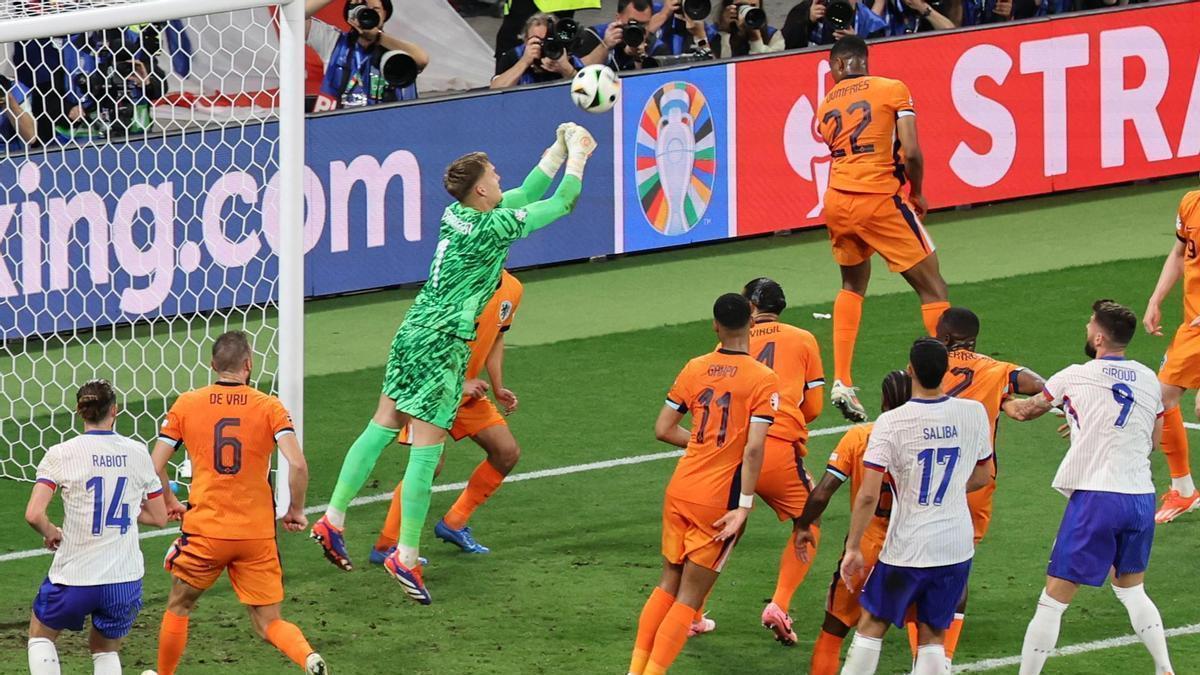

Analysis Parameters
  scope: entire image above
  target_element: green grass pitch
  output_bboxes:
[1,177,1199,673]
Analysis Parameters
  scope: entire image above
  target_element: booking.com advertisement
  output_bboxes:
[1,0,1198,338]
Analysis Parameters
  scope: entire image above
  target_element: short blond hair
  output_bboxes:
[443,151,490,201]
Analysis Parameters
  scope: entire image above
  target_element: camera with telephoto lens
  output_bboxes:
[736,4,766,28]
[622,19,647,48]
[71,27,163,138]
[372,46,418,89]
[825,0,855,30]
[682,0,712,19]
[347,4,382,30]
[540,17,579,60]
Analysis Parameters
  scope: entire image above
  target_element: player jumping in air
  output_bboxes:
[1006,300,1174,675]
[628,293,780,675]
[26,380,168,675]
[310,124,596,604]
[371,270,525,560]
[150,332,325,675]
[817,35,949,423]
[1143,189,1200,523]
[794,370,912,675]
[838,338,993,675]
[913,306,1044,668]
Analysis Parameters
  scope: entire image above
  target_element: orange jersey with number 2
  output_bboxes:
[817,75,915,195]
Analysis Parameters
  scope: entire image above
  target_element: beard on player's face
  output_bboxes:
[1084,339,1097,359]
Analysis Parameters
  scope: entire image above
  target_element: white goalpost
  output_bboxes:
[0,0,305,517]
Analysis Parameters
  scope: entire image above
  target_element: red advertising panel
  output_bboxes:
[735,1,1200,235]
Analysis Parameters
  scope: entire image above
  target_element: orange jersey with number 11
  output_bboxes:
[817,75,915,195]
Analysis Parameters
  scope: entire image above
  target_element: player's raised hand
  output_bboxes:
[463,378,490,399]
[496,387,519,414]
[839,548,864,591]
[1143,302,1164,335]
[283,507,308,533]
[711,507,748,542]
[43,525,63,551]
[794,526,817,563]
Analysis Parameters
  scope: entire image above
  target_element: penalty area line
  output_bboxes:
[954,622,1200,672]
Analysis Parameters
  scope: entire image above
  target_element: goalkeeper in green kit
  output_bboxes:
[311,123,597,603]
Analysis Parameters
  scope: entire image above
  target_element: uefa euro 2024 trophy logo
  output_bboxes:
[635,82,716,236]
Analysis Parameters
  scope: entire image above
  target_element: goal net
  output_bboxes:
[0,0,305,511]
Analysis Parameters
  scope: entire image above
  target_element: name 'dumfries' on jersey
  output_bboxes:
[923,425,960,441]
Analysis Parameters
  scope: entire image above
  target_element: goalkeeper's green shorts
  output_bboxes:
[382,322,470,430]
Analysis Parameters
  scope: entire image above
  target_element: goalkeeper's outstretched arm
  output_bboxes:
[509,125,598,238]
[501,124,574,208]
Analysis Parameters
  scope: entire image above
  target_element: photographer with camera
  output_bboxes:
[491,14,585,88]
[781,0,887,48]
[649,0,720,57]
[716,0,785,56]
[305,0,431,111]
[57,26,167,141]
[576,0,673,72]
[0,75,37,151]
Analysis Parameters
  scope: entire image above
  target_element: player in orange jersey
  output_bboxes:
[817,35,948,423]
[370,270,524,559]
[920,306,1043,668]
[1144,189,1200,523]
[149,332,325,675]
[793,371,912,675]
[628,293,780,675]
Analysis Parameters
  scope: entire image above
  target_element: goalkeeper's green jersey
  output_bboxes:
[403,169,581,341]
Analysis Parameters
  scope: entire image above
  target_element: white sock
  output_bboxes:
[1113,584,1174,674]
[398,544,420,568]
[1171,474,1195,497]
[914,644,946,675]
[28,638,60,675]
[840,634,882,675]
[1019,590,1068,675]
[91,651,120,675]
[324,507,346,529]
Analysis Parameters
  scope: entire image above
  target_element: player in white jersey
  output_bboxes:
[1005,300,1174,675]
[25,380,168,675]
[839,338,994,675]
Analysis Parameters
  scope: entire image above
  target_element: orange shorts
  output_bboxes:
[164,534,283,605]
[825,522,887,627]
[399,396,508,444]
[968,477,996,545]
[824,188,934,273]
[661,496,738,573]
[1159,323,1200,390]
[756,436,814,521]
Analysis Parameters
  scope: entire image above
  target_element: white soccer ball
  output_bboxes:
[571,64,621,114]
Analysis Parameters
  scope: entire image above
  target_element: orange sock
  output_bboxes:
[443,460,507,531]
[156,610,189,675]
[1162,406,1192,481]
[645,602,695,675]
[630,587,676,674]
[265,619,314,667]
[906,620,919,658]
[944,613,965,660]
[920,301,950,336]
[772,525,820,612]
[809,630,845,675]
[375,482,403,551]
[833,290,864,386]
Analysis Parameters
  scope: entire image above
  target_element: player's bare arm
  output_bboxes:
[966,460,993,493]
[896,114,926,217]
[277,432,310,532]
[654,405,691,449]
[800,387,824,423]
[139,493,169,528]
[713,420,769,541]
[793,472,846,562]
[1014,368,1046,396]
[1144,239,1187,335]
[151,439,187,521]
[840,467,884,590]
[24,482,61,550]
[486,334,518,413]
[1003,393,1054,421]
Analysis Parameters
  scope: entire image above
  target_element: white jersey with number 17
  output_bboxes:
[1043,357,1162,497]
[864,396,992,568]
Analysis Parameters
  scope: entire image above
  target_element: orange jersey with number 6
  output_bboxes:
[747,319,824,447]
[665,349,780,509]
[817,75,915,195]
[160,383,294,540]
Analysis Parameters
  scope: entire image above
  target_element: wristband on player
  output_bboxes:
[738,493,754,509]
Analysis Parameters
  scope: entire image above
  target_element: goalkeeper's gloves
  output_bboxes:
[564,125,597,179]
[538,122,575,176]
